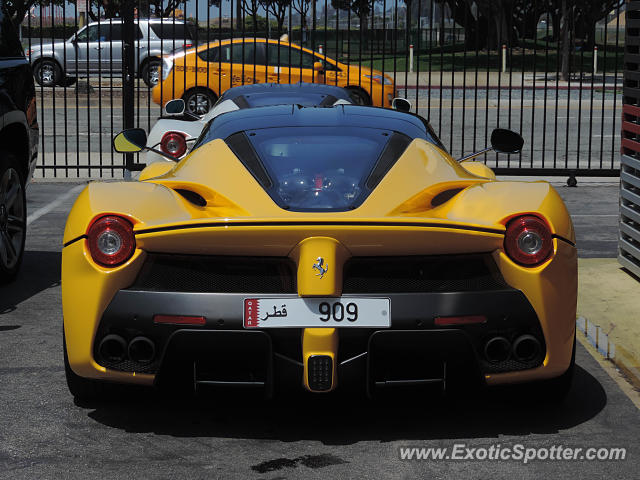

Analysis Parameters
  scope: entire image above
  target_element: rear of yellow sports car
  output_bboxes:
[62,131,577,400]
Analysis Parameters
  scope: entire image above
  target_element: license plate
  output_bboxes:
[243,297,390,328]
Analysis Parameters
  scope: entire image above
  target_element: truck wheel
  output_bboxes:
[34,59,61,87]
[142,58,162,88]
[0,153,26,283]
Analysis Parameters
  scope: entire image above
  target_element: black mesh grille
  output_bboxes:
[342,255,507,293]
[308,355,333,391]
[131,254,296,293]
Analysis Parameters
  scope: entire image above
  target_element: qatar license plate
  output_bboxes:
[243,298,390,328]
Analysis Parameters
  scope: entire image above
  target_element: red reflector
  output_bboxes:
[153,315,206,325]
[434,315,487,326]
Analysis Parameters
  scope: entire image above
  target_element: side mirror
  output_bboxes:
[490,128,524,154]
[164,99,185,116]
[113,128,147,153]
[392,97,412,112]
[313,61,324,73]
[457,128,525,162]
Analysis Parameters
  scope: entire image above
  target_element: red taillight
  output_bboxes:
[153,315,206,325]
[434,315,487,326]
[160,132,187,158]
[504,215,553,266]
[86,215,135,267]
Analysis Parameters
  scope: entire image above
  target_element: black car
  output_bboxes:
[0,2,39,281]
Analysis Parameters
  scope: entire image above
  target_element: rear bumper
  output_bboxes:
[83,287,559,394]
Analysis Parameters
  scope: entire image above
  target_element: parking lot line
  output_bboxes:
[26,184,86,226]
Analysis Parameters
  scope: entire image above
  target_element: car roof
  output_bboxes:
[218,83,352,105]
[200,104,440,146]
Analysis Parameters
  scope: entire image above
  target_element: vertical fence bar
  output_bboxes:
[122,0,136,177]
[600,6,610,169]
[414,0,422,115]
[576,21,585,172]
[611,1,622,168]
[460,6,467,156]
[530,0,537,169]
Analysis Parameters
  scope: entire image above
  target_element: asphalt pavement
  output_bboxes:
[0,181,638,478]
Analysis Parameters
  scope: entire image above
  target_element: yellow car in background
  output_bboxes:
[152,37,396,114]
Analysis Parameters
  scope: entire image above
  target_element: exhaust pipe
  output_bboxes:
[128,336,156,364]
[98,334,127,362]
[512,335,541,362]
[484,336,511,363]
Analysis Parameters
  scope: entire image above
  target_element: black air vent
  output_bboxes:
[343,255,507,293]
[431,188,464,207]
[130,254,296,293]
[174,189,207,207]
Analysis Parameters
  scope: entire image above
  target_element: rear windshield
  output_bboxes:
[150,23,194,40]
[239,126,409,211]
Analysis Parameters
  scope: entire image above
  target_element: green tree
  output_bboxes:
[259,0,290,34]
[331,0,372,27]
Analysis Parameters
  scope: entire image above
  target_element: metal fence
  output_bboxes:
[22,0,624,181]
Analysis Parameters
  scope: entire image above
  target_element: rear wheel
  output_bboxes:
[141,58,162,88]
[183,88,217,115]
[34,59,61,87]
[535,333,576,402]
[63,331,107,402]
[0,153,26,283]
[60,76,77,87]
[346,87,371,106]
[505,333,576,405]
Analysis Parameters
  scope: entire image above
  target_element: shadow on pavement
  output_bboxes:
[0,250,60,315]
[83,364,606,445]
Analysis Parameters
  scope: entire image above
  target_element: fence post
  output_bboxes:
[593,45,598,75]
[502,44,507,73]
[409,44,414,73]
[122,0,142,178]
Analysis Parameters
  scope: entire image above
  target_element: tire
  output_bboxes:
[60,76,77,87]
[0,153,26,283]
[346,87,371,106]
[535,333,576,403]
[507,333,576,405]
[63,331,107,402]
[141,58,162,88]
[183,88,217,116]
[33,59,62,87]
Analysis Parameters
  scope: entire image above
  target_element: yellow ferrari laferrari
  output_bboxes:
[62,104,577,402]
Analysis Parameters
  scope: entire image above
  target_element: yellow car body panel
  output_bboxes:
[63,119,577,393]
[152,38,396,109]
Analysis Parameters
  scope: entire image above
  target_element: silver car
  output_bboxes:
[26,18,195,88]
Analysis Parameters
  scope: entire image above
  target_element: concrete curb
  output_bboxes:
[577,316,640,391]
